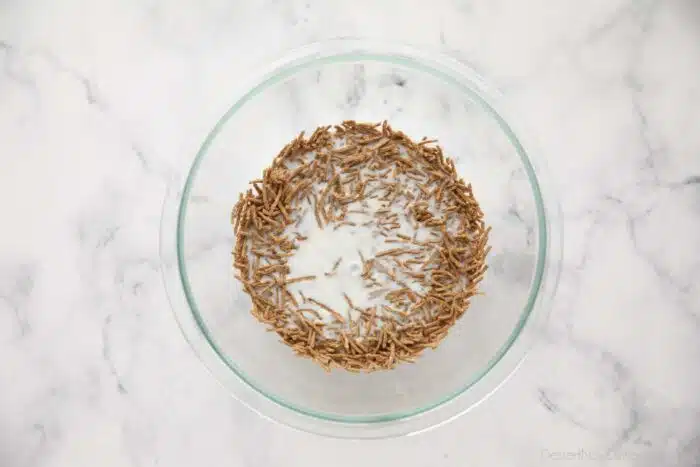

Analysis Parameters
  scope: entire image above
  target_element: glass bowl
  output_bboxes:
[160,38,561,439]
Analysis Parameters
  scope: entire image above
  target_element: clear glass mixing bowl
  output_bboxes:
[160,39,562,438]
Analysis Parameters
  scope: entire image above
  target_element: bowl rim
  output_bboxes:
[160,37,562,439]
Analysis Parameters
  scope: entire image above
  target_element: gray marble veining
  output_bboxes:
[1,0,699,466]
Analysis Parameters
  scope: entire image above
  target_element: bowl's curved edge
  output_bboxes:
[159,37,564,439]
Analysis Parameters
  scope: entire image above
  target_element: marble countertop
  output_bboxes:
[1,0,699,466]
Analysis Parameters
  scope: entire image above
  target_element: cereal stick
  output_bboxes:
[284,275,317,285]
[308,298,346,323]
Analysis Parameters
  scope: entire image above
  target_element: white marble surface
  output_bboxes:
[1,0,699,465]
